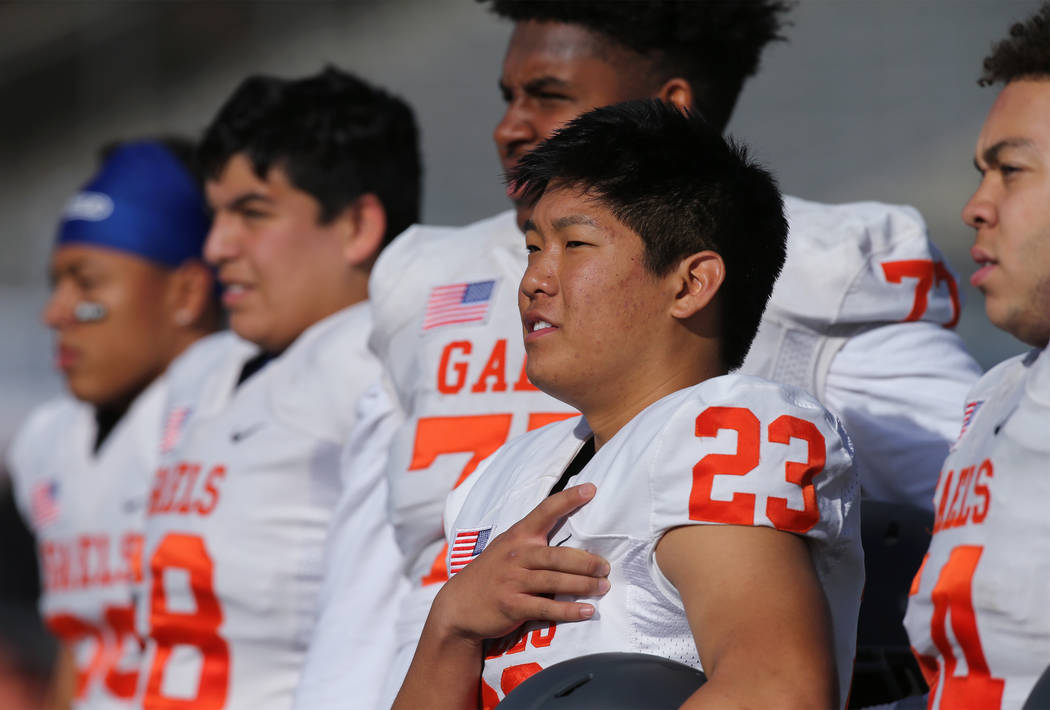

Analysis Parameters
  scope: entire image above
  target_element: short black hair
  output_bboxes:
[481,0,792,132]
[198,66,421,244]
[510,99,786,370]
[979,2,1050,86]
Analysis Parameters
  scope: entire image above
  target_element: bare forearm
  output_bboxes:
[678,652,836,710]
[392,614,484,710]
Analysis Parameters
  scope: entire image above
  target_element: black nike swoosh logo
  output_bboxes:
[230,423,266,443]
[553,534,572,547]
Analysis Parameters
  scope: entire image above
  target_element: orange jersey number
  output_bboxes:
[881,259,961,328]
[46,603,139,700]
[412,412,578,586]
[911,546,1004,709]
[690,406,825,533]
[144,533,230,710]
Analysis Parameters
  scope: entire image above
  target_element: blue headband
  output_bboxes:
[56,142,210,269]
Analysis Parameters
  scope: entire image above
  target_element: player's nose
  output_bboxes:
[520,255,557,300]
[203,213,239,266]
[962,179,996,230]
[494,102,536,163]
[42,281,76,329]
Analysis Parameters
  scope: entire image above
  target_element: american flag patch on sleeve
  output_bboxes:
[956,400,983,443]
[422,280,496,331]
[449,526,493,576]
[31,480,60,527]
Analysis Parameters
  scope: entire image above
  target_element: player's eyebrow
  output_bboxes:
[523,76,572,95]
[976,138,1036,170]
[522,218,538,234]
[227,193,273,211]
[552,214,598,231]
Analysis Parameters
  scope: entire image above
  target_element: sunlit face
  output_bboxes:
[43,244,176,408]
[963,79,1050,347]
[204,154,350,352]
[518,187,675,412]
[495,21,651,228]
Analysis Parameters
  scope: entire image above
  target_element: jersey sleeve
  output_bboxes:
[4,400,64,524]
[292,378,407,710]
[648,378,858,547]
[1004,348,1050,452]
[825,322,982,509]
[777,198,963,328]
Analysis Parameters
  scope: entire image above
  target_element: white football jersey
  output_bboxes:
[745,196,980,505]
[369,211,577,655]
[6,378,165,710]
[139,303,396,710]
[904,347,1050,710]
[321,199,977,704]
[444,375,863,708]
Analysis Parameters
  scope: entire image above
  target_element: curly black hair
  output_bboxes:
[199,66,421,244]
[481,0,792,131]
[979,2,1050,86]
[511,99,786,370]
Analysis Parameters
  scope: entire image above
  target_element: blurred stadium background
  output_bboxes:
[0,0,1036,455]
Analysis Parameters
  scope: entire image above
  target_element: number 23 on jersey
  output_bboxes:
[690,406,826,533]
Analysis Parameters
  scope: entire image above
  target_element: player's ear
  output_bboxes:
[166,260,216,329]
[655,78,693,115]
[339,193,387,267]
[669,250,724,320]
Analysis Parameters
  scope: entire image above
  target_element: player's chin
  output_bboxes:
[523,359,556,397]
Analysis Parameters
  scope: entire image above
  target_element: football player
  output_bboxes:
[297,3,981,704]
[903,4,1050,707]
[394,99,863,710]
[5,138,217,709]
[137,67,419,710]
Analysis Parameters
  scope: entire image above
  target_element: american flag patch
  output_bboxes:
[31,480,60,527]
[160,406,191,454]
[422,280,496,331]
[449,526,493,576]
[957,400,983,442]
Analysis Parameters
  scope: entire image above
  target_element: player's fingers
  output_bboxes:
[519,569,611,598]
[514,483,596,537]
[521,545,609,578]
[508,593,598,624]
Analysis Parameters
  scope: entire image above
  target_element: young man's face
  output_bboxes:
[204,153,350,352]
[963,78,1050,348]
[43,244,176,408]
[518,186,676,412]
[496,21,651,228]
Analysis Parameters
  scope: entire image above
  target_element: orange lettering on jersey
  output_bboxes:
[471,339,509,393]
[512,357,539,391]
[501,663,543,696]
[971,459,993,524]
[529,623,556,648]
[943,466,968,529]
[39,534,141,592]
[149,467,169,513]
[175,462,202,513]
[122,533,144,583]
[149,462,225,517]
[933,460,993,532]
[77,536,93,587]
[485,623,557,659]
[195,466,225,515]
[437,340,472,394]
[933,470,954,533]
[94,535,112,586]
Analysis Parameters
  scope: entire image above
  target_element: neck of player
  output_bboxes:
[585,339,725,451]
